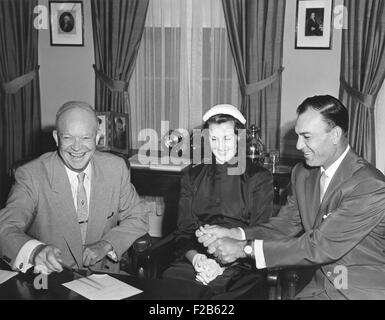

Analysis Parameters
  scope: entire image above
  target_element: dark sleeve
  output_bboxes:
[173,170,200,259]
[248,168,274,226]
[244,164,304,240]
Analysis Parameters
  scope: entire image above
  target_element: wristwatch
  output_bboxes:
[243,240,253,258]
[107,250,118,263]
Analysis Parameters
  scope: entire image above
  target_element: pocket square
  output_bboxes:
[322,212,332,220]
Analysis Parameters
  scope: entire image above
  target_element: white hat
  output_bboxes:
[202,104,246,125]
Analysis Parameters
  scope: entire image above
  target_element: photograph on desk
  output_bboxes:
[111,112,129,154]
[96,112,110,150]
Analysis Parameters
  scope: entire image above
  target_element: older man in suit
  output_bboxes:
[0,101,148,274]
[197,95,385,299]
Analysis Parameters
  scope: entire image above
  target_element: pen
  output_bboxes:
[61,263,104,289]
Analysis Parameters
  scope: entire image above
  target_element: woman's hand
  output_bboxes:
[194,257,225,285]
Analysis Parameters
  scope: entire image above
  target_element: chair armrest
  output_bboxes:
[266,267,302,300]
[283,268,300,299]
[127,233,176,279]
[267,268,282,300]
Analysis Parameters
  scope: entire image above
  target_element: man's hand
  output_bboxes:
[207,238,246,264]
[196,225,243,247]
[83,240,113,267]
[32,245,63,274]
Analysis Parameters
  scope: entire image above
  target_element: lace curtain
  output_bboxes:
[128,0,241,148]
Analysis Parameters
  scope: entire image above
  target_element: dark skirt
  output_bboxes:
[162,260,267,300]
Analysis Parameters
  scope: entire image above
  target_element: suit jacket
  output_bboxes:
[244,149,385,299]
[0,151,149,272]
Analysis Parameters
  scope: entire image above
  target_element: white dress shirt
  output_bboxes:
[13,163,92,273]
[251,146,350,269]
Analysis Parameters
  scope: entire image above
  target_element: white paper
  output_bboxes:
[62,274,142,300]
[0,270,18,285]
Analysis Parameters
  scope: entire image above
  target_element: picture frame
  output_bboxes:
[295,0,333,49]
[110,112,129,154]
[49,1,84,46]
[96,112,110,150]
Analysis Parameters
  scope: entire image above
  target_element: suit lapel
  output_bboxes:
[86,154,111,245]
[305,167,321,228]
[314,149,359,227]
[49,153,83,268]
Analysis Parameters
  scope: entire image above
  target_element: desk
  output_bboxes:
[0,261,212,300]
[131,168,185,236]
[129,162,292,232]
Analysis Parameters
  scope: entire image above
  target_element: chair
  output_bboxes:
[129,233,305,299]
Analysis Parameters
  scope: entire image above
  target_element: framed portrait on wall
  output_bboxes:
[49,1,84,46]
[96,112,110,150]
[295,0,333,49]
[110,112,129,154]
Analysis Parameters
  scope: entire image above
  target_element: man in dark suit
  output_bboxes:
[306,12,323,36]
[0,101,148,274]
[197,95,385,299]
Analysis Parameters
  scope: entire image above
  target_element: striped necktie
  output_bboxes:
[319,171,327,202]
[77,172,88,243]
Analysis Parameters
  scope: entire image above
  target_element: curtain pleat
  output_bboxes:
[375,81,385,173]
[0,0,41,207]
[339,0,385,164]
[91,0,149,148]
[222,0,285,151]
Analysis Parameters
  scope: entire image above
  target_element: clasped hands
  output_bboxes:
[192,253,225,285]
[195,225,246,265]
[32,240,112,274]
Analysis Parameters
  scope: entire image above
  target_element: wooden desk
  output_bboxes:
[130,167,186,236]
[0,260,212,300]
[129,163,291,232]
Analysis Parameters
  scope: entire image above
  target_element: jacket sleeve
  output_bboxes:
[244,163,304,240]
[263,168,385,268]
[0,165,38,266]
[247,168,274,227]
[173,170,201,259]
[102,158,149,259]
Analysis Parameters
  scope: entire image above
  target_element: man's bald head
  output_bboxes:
[55,101,99,133]
[53,101,101,172]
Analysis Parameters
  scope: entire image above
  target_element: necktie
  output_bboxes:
[77,172,88,243]
[319,171,327,202]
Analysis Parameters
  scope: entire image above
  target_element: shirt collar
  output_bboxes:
[64,162,92,183]
[320,145,350,178]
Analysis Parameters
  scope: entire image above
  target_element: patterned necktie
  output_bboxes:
[77,172,88,244]
[319,171,327,202]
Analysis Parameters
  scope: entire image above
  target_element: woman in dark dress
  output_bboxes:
[162,104,274,299]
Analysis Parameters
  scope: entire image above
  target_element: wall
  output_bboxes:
[39,0,94,130]
[280,0,343,158]
[37,0,343,148]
